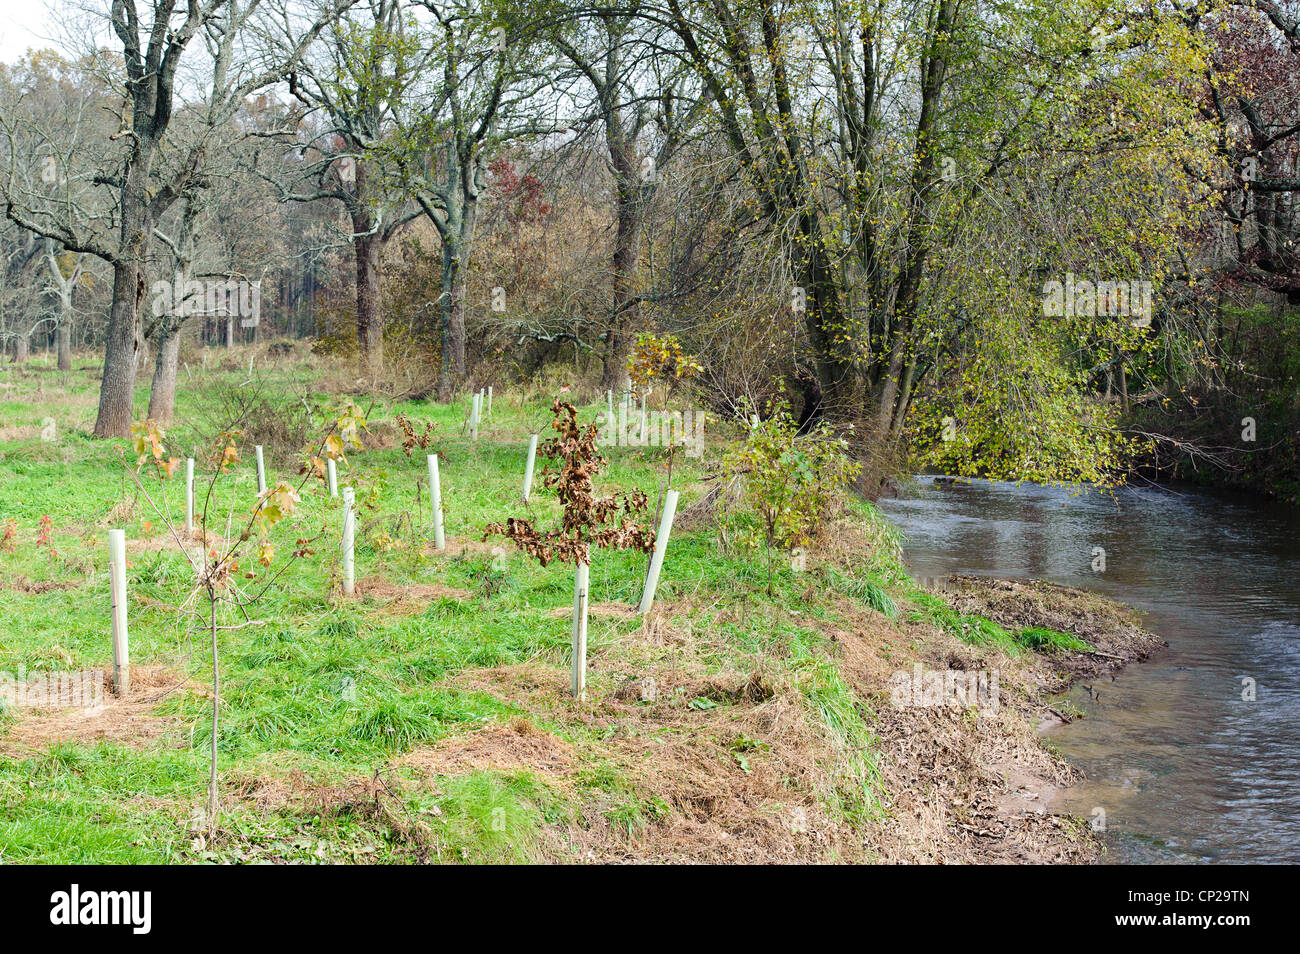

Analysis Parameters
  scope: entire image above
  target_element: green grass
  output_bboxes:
[0,350,926,863]
[1018,626,1092,653]
[824,568,898,618]
[904,590,1026,654]
[0,349,1079,863]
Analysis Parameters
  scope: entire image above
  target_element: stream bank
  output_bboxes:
[879,476,1300,863]
[856,574,1162,863]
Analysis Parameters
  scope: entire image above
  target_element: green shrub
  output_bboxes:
[721,399,859,590]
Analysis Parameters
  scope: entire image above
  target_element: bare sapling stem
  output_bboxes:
[207,591,219,836]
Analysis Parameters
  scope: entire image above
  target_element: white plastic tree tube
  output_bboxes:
[254,444,267,495]
[639,393,648,445]
[341,487,356,596]
[470,392,481,440]
[427,454,446,550]
[327,458,338,497]
[185,458,195,533]
[571,559,590,699]
[523,434,539,502]
[487,385,493,418]
[638,489,680,614]
[108,529,130,694]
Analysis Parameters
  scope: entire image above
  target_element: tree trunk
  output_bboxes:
[352,159,384,379]
[602,139,642,393]
[56,322,71,371]
[876,340,908,429]
[447,258,466,378]
[94,258,144,437]
[871,1,954,440]
[13,336,29,363]
[797,227,854,416]
[602,323,634,393]
[445,189,479,386]
[601,204,640,392]
[147,328,181,425]
[355,230,383,377]
[436,227,466,401]
[437,241,455,402]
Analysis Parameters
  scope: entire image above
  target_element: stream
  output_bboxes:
[877,477,1300,864]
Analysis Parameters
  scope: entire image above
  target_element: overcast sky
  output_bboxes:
[1,1,76,63]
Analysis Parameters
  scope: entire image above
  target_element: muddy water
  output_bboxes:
[877,478,1300,864]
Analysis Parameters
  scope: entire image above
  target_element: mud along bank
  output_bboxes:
[879,477,1300,863]
[844,572,1162,864]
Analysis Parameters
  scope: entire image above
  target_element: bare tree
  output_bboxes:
[548,5,701,391]
[269,0,426,377]
[1,0,351,436]
[395,0,562,397]
[44,239,88,370]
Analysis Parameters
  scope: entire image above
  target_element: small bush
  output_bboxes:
[721,399,859,590]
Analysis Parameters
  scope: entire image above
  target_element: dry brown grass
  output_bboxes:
[352,576,472,612]
[423,617,873,864]
[193,574,1130,865]
[0,665,197,757]
[398,718,575,777]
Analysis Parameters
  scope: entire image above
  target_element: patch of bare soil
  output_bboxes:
[422,537,502,559]
[865,688,1092,864]
[227,767,381,815]
[546,601,636,620]
[397,718,575,777]
[352,576,470,611]
[0,665,196,756]
[943,575,1166,685]
[825,594,1097,863]
[125,528,218,559]
[223,767,440,862]
[0,574,84,594]
[360,422,400,451]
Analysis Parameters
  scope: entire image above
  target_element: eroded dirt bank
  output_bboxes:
[845,575,1163,863]
[231,572,1163,864]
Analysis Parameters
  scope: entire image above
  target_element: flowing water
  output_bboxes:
[877,478,1300,864]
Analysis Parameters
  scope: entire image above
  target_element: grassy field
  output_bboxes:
[0,346,1136,863]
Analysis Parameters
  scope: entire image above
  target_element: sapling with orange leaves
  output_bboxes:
[121,406,364,838]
